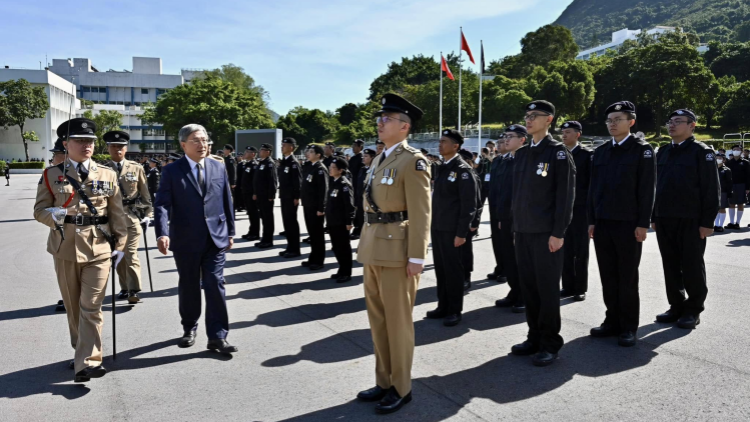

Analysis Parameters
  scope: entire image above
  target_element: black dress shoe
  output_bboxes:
[677,314,700,329]
[357,385,388,401]
[302,237,311,243]
[560,289,573,298]
[350,234,360,240]
[283,252,301,258]
[511,341,539,356]
[656,309,681,323]
[425,308,446,319]
[301,261,310,267]
[207,339,238,354]
[278,250,288,257]
[532,351,558,367]
[487,272,498,280]
[241,234,250,240]
[279,231,286,236]
[330,273,342,279]
[336,276,352,283]
[117,290,129,300]
[127,291,140,304]
[590,324,619,337]
[463,280,471,291]
[715,226,725,232]
[178,331,196,348]
[255,242,273,249]
[573,293,586,301]
[55,300,66,312]
[308,264,324,271]
[618,331,637,347]
[375,387,412,414]
[495,296,515,307]
[443,314,462,326]
[74,365,107,382]
[68,360,74,370]
[511,304,526,314]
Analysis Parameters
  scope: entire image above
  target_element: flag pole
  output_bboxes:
[458,27,462,132]
[439,52,443,136]
[478,40,483,148]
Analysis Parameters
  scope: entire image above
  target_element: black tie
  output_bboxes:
[77,163,89,182]
[379,153,386,166]
[196,163,205,194]
[116,162,122,174]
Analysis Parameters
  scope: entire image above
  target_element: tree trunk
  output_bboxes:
[20,123,29,162]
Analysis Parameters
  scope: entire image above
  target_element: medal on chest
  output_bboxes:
[306,174,313,182]
[331,189,339,197]
[448,171,457,182]
[284,166,290,173]
[537,163,549,177]
[381,169,395,185]
[259,165,265,170]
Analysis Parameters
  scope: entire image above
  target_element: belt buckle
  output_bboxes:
[75,213,84,226]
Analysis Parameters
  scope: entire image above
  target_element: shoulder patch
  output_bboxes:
[643,150,653,158]
[318,170,323,174]
[415,159,427,171]
[556,150,567,160]
[461,172,470,180]
[404,145,419,154]
[706,152,715,162]
[343,186,349,192]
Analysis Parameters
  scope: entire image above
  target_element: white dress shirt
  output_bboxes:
[612,134,632,146]
[185,155,207,184]
[68,158,91,171]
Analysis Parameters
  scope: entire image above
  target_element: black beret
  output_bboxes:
[375,93,424,122]
[505,124,528,136]
[57,118,97,139]
[669,109,697,121]
[308,145,324,155]
[440,129,464,145]
[485,140,496,146]
[168,154,181,160]
[375,139,385,145]
[526,100,555,115]
[561,121,583,132]
[282,137,297,147]
[223,144,234,151]
[363,148,376,156]
[605,101,636,115]
[50,138,67,153]
[458,149,474,161]
[331,158,349,170]
[260,143,273,150]
[334,151,344,157]
[104,130,130,145]
[325,141,335,147]
[352,139,365,146]
[149,158,159,163]
[245,146,257,152]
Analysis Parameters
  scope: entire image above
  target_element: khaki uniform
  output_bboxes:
[33,159,128,373]
[357,141,431,396]
[108,159,153,292]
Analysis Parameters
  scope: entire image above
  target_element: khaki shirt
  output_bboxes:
[33,158,128,262]
[108,159,153,223]
[357,141,431,267]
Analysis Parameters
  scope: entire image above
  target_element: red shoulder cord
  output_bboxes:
[44,168,76,208]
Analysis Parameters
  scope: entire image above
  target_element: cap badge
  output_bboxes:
[444,130,449,135]
[529,104,536,110]
[510,125,515,130]
[563,123,569,128]
[615,105,622,111]
[382,98,386,105]
[677,110,684,115]
[81,122,88,128]
[115,134,119,138]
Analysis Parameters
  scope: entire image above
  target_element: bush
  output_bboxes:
[0,161,6,171]
[92,154,112,162]
[9,162,45,169]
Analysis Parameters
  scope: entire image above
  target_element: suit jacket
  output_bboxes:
[154,156,235,252]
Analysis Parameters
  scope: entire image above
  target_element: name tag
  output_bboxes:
[284,167,289,173]
[260,165,265,170]
[484,174,490,182]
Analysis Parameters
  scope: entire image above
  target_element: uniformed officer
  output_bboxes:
[356,93,431,413]
[560,121,592,302]
[352,148,375,239]
[459,148,483,290]
[349,139,365,187]
[146,158,160,204]
[207,138,225,164]
[493,126,527,313]
[425,130,477,327]
[3,164,8,186]
[326,158,355,282]
[375,139,385,156]
[49,138,68,313]
[323,141,336,169]
[105,131,153,304]
[725,144,750,229]
[278,137,302,258]
[235,152,247,212]
[588,101,656,348]
[510,100,574,367]
[300,145,328,270]
[652,109,719,329]
[714,153,732,232]
[475,145,493,225]
[253,143,278,248]
[486,136,506,282]
[223,144,237,205]
[240,146,260,241]
[33,118,128,382]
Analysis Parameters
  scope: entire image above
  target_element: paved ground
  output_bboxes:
[1,174,750,421]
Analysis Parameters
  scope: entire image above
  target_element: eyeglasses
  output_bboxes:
[503,135,524,140]
[665,120,690,127]
[376,115,407,125]
[184,139,208,145]
[524,114,548,121]
[605,118,628,125]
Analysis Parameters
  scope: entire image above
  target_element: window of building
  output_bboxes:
[82,86,90,92]
[141,88,149,95]
[156,88,166,96]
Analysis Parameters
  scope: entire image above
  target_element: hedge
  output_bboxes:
[0,161,6,171]
[9,162,45,169]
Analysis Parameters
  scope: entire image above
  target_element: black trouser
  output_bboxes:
[500,219,523,305]
[562,204,590,295]
[432,230,465,315]
[257,199,275,244]
[242,191,260,237]
[303,207,326,265]
[234,186,244,210]
[460,230,474,280]
[593,219,642,333]
[280,198,300,254]
[654,217,708,316]
[352,202,364,236]
[328,225,352,276]
[490,215,503,276]
[515,232,563,353]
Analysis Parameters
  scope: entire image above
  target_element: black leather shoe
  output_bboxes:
[532,351,558,367]
[656,309,681,323]
[308,264,324,271]
[560,289,573,298]
[117,290,129,300]
[511,341,539,356]
[127,291,140,304]
[55,300,66,312]
[677,314,700,329]
[357,385,387,401]
[375,387,412,414]
[573,293,586,302]
[330,273,342,279]
[207,339,238,354]
[279,231,286,236]
[590,324,618,337]
[301,261,310,267]
[255,242,273,249]
[278,250,288,257]
[178,331,196,348]
[302,237,311,243]
[715,226,725,232]
[511,304,526,314]
[495,296,514,307]
[487,272,498,280]
[68,360,74,370]
[283,252,301,258]
[350,234,360,240]
[248,235,260,241]
[463,280,471,291]
[336,276,352,283]
[425,308,446,319]
[241,234,250,239]
[74,365,107,382]
[618,331,637,347]
[443,314,462,326]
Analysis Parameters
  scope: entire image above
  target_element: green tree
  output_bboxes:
[82,109,123,154]
[720,80,750,129]
[204,63,269,102]
[368,53,460,101]
[734,20,750,42]
[336,103,358,126]
[709,41,750,82]
[0,79,49,161]
[276,107,339,147]
[402,69,479,131]
[334,102,379,143]
[484,89,532,126]
[141,76,274,146]
[520,25,579,66]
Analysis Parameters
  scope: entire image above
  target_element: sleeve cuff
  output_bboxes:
[157,236,168,241]
[408,258,425,264]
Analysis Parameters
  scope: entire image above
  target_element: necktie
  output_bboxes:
[77,162,89,182]
[379,153,386,166]
[196,163,205,193]
[117,162,122,174]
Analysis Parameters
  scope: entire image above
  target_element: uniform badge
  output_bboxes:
[259,165,265,170]
[331,189,339,197]
[448,171,457,182]
[292,165,297,169]
[529,104,536,110]
[343,186,349,192]
[706,153,715,161]
[563,123,569,128]
[306,174,313,182]
[677,110,684,115]
[537,163,548,177]
[615,105,622,110]
[415,159,427,171]
[461,172,470,180]
[556,151,567,160]
[643,150,653,158]
[284,167,290,173]
[246,167,251,173]
[318,170,323,174]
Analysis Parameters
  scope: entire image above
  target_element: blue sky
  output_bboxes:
[2,0,574,115]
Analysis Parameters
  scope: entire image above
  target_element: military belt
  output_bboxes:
[122,198,138,205]
[366,211,408,224]
[64,215,110,226]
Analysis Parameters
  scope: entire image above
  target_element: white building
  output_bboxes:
[576,26,676,60]
[0,68,80,161]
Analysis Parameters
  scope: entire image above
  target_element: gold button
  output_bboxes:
[388,234,392,238]
[75,229,81,233]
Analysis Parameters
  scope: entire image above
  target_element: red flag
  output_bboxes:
[441,55,455,80]
[461,30,475,64]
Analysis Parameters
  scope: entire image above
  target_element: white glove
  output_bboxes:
[111,251,125,267]
[141,217,151,226]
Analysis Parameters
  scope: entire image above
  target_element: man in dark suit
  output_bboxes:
[154,123,238,354]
